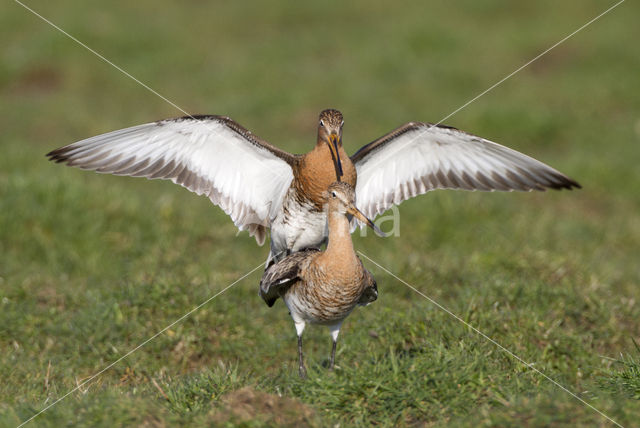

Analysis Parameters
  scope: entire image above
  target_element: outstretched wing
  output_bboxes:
[351,122,580,221]
[259,249,320,307]
[47,115,297,245]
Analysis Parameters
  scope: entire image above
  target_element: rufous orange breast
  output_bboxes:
[294,143,356,210]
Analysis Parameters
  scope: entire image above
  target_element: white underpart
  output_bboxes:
[51,117,294,238]
[294,320,306,337]
[269,186,328,263]
[354,123,573,224]
[329,323,342,343]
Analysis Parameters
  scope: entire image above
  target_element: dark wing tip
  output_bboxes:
[46,147,71,163]
[548,173,581,191]
[259,279,285,307]
[258,286,274,307]
[566,177,582,190]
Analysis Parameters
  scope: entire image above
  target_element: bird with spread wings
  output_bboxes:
[47,110,580,265]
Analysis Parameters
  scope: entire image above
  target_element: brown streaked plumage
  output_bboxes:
[46,109,580,267]
[260,181,380,378]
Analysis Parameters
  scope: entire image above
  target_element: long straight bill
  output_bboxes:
[348,205,385,237]
[328,134,344,181]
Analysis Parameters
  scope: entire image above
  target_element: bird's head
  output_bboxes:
[317,109,344,181]
[322,181,385,237]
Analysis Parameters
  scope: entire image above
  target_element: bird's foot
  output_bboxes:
[299,364,307,379]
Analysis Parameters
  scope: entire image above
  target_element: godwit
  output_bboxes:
[47,109,579,265]
[260,181,379,378]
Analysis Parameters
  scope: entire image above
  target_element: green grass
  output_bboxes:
[600,341,640,401]
[1,0,639,426]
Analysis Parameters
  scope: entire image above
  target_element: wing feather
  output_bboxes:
[259,249,320,307]
[47,115,297,244]
[351,122,580,221]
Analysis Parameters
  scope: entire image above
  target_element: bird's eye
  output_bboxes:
[320,120,325,127]
[331,191,336,198]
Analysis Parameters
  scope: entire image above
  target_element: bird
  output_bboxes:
[259,181,380,378]
[46,109,580,265]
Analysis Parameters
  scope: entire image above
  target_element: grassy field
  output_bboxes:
[1,0,639,426]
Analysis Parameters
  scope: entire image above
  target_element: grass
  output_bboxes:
[1,0,639,426]
[600,341,640,401]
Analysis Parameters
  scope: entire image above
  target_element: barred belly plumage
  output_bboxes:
[284,280,359,325]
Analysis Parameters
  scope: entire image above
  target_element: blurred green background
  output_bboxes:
[1,0,639,426]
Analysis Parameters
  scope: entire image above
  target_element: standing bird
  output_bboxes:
[47,109,579,265]
[260,181,380,378]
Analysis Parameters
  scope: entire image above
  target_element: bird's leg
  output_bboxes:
[297,335,307,379]
[329,340,337,370]
[329,324,341,371]
[295,321,307,379]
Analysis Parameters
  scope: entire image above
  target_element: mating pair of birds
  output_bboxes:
[48,109,579,377]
